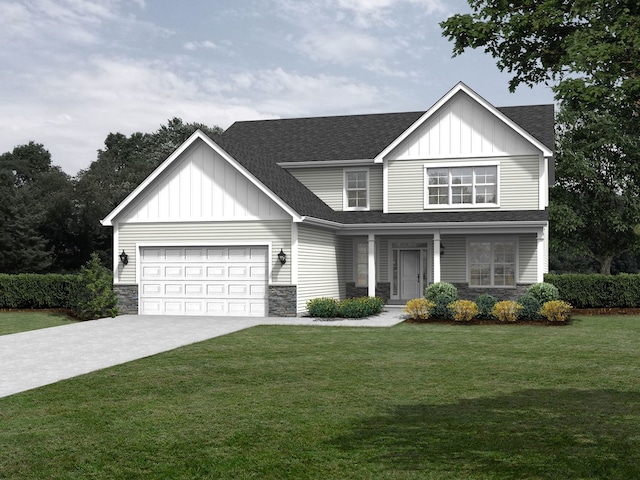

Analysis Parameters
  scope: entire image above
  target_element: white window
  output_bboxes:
[354,240,368,287]
[469,239,517,287]
[425,164,498,208]
[344,169,369,210]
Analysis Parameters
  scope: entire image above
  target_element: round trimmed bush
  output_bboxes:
[475,293,497,320]
[518,293,542,320]
[527,282,560,304]
[425,282,458,302]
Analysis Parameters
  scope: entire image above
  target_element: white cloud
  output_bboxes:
[183,40,218,51]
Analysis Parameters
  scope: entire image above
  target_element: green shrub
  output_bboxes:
[448,300,479,322]
[425,282,458,302]
[73,253,118,321]
[0,273,81,309]
[338,296,384,318]
[492,300,523,323]
[432,293,455,319]
[425,283,457,319]
[518,294,542,320]
[404,298,435,320]
[307,297,339,317]
[475,293,497,320]
[527,282,560,304]
[540,300,573,322]
[545,273,640,308]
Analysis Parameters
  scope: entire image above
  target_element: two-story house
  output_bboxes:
[101,82,554,317]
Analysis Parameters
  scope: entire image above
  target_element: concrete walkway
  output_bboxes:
[0,307,405,399]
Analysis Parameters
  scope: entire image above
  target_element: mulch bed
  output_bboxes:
[403,318,567,326]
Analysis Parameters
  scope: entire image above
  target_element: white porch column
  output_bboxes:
[433,230,441,283]
[537,227,545,283]
[368,233,376,297]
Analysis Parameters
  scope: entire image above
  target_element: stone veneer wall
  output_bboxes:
[114,284,138,314]
[453,283,531,301]
[268,285,297,317]
[346,282,391,303]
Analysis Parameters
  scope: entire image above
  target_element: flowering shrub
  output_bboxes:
[540,300,573,322]
[404,298,435,320]
[448,300,479,322]
[492,300,523,323]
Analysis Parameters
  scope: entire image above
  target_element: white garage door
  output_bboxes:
[139,246,268,316]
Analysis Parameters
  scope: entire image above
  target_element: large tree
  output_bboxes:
[550,104,640,274]
[440,0,640,116]
[0,142,74,273]
[441,0,640,274]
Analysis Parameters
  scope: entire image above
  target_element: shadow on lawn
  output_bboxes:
[332,389,640,479]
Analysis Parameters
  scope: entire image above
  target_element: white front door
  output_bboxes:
[400,250,421,300]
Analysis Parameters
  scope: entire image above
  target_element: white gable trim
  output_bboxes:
[101,130,302,226]
[374,82,553,163]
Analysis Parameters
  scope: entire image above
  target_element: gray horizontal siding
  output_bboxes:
[441,235,467,283]
[117,221,292,285]
[289,165,383,211]
[297,224,346,312]
[519,233,538,284]
[387,156,540,213]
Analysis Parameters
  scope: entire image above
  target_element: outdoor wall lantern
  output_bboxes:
[119,250,129,266]
[440,243,445,256]
[277,248,287,265]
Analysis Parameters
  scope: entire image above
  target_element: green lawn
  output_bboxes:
[0,311,77,336]
[1,316,639,479]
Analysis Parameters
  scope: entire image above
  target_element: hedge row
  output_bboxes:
[0,274,82,309]
[545,273,640,309]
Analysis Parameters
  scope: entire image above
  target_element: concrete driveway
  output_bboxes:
[0,308,404,398]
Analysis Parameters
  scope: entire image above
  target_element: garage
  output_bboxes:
[139,246,268,316]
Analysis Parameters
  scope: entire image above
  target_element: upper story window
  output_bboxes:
[344,169,369,211]
[425,164,498,208]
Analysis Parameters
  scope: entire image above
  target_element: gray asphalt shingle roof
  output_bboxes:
[214,99,553,224]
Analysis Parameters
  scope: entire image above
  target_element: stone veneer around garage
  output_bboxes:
[115,284,298,317]
[268,285,297,317]
[113,284,139,315]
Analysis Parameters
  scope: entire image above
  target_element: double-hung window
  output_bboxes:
[344,169,369,210]
[469,239,516,287]
[425,164,498,207]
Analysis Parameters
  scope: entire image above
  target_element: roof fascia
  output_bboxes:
[373,82,553,163]
[278,159,374,169]
[101,130,302,226]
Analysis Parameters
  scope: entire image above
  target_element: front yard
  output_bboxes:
[0,311,77,336]
[1,316,639,479]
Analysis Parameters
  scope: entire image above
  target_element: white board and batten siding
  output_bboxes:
[119,139,290,223]
[289,166,383,211]
[384,92,542,214]
[296,224,347,313]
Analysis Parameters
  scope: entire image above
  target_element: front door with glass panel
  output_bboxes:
[400,250,421,300]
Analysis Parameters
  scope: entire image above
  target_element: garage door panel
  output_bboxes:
[140,246,268,316]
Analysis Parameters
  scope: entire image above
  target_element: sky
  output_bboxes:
[0,0,555,176]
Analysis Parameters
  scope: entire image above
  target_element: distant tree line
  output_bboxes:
[0,118,222,274]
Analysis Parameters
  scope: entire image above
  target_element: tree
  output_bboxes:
[550,104,640,274]
[440,1,640,117]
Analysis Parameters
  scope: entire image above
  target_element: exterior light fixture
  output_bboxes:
[119,250,129,266]
[440,243,445,256]
[277,249,287,265]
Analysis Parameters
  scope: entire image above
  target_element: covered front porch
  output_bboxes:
[340,223,547,303]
